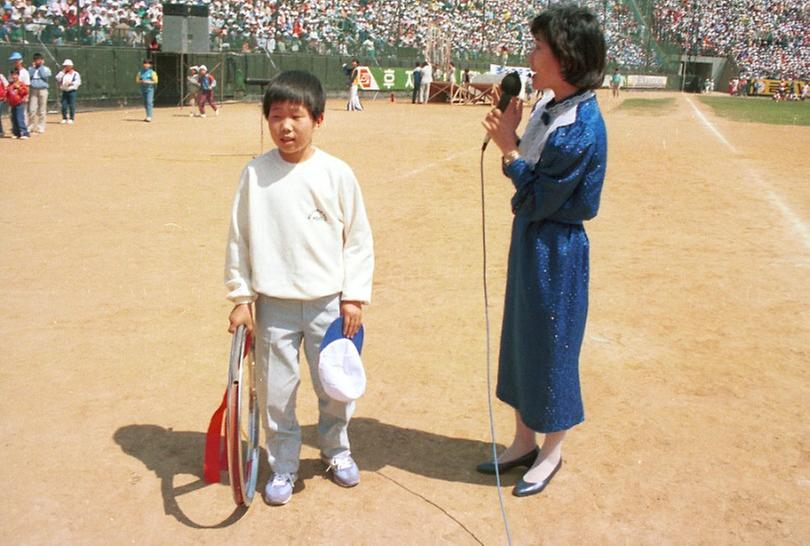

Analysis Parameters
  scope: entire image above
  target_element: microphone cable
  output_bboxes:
[479,146,514,546]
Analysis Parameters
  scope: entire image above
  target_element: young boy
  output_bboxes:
[225,70,374,506]
[6,70,30,139]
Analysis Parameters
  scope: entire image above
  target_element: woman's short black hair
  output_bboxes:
[530,4,606,90]
[262,70,326,119]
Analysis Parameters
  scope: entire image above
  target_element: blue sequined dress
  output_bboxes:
[497,91,607,433]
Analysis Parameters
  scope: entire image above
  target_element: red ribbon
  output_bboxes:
[203,390,228,484]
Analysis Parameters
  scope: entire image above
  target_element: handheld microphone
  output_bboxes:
[482,71,522,151]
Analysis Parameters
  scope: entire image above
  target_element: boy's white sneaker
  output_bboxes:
[264,472,296,505]
[67,119,74,124]
[60,119,67,124]
[322,452,360,488]
[215,108,220,116]
[200,113,206,118]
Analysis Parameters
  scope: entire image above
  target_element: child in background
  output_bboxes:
[6,70,30,139]
[0,73,7,137]
[55,59,81,125]
[186,66,200,117]
[196,65,219,117]
[225,70,374,506]
[137,59,158,122]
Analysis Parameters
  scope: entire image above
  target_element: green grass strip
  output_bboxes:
[697,96,810,126]
[615,97,676,115]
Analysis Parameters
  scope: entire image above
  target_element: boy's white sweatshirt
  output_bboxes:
[225,148,374,304]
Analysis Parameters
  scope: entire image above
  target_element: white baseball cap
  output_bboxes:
[198,64,207,71]
[62,59,73,66]
[318,318,366,403]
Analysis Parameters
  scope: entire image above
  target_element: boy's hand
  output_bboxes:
[340,300,363,338]
[228,303,254,335]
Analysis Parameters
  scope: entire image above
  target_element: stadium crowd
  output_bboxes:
[2,0,807,77]
[1,0,654,68]
[652,0,809,79]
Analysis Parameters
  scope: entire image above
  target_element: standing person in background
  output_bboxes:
[55,59,81,125]
[186,65,200,117]
[28,53,52,134]
[610,68,622,97]
[137,58,158,122]
[343,59,363,111]
[419,61,432,104]
[0,73,7,138]
[196,65,219,117]
[411,62,422,104]
[8,51,30,128]
[6,69,30,139]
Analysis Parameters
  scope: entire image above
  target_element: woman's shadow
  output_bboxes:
[114,418,508,529]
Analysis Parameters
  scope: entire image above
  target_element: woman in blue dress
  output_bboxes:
[478,4,608,497]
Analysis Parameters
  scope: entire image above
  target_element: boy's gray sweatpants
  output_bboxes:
[254,293,354,475]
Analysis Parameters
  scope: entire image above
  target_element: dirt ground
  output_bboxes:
[1,90,807,544]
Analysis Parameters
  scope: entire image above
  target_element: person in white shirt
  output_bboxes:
[419,61,432,103]
[55,59,81,124]
[225,70,374,507]
[27,52,52,134]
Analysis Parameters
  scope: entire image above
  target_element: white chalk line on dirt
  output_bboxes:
[685,96,810,250]
[393,148,475,181]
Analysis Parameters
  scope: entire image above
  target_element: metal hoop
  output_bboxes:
[226,325,260,506]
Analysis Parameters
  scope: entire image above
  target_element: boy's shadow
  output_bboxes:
[115,418,506,528]
[114,425,251,529]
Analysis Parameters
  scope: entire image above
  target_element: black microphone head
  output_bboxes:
[501,72,522,97]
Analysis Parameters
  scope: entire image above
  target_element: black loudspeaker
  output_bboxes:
[162,3,210,53]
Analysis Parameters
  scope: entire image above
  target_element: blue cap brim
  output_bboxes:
[320,317,363,355]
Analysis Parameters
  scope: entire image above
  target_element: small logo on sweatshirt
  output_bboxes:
[307,209,327,222]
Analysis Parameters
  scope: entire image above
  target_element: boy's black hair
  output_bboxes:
[143,58,152,64]
[530,4,606,90]
[262,70,325,120]
[33,52,43,60]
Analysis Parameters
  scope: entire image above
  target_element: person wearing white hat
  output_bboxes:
[55,59,81,124]
[196,65,219,117]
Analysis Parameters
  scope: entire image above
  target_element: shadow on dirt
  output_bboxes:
[114,418,507,528]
